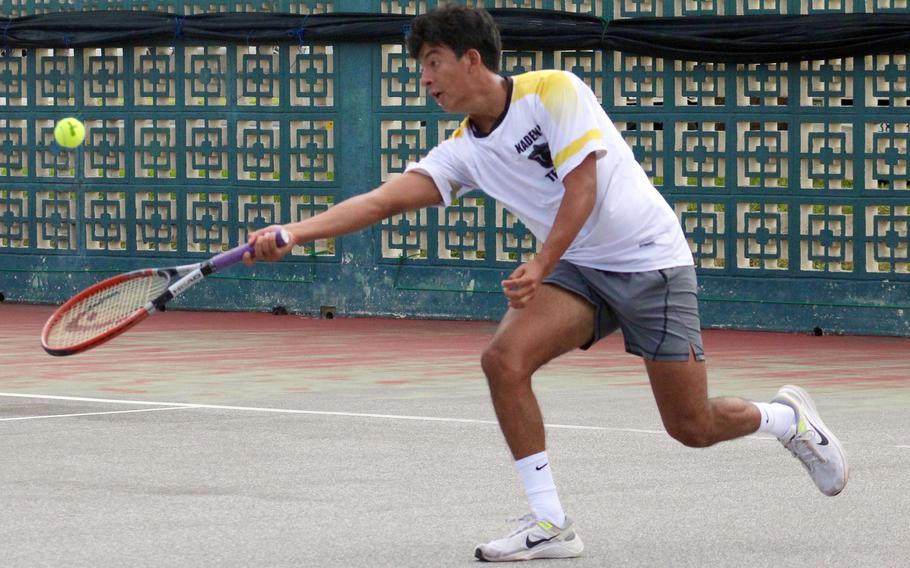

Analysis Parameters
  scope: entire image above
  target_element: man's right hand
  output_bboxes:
[243,225,297,266]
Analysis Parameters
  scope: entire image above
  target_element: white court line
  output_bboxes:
[0,393,865,447]
[0,406,198,422]
[897,445,910,449]
[0,392,663,434]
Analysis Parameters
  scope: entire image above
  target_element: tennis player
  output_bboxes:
[246,5,848,562]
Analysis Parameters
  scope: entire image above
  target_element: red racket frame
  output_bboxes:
[41,269,157,356]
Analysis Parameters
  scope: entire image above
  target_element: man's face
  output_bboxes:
[418,43,472,112]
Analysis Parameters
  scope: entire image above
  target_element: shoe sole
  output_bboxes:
[474,537,584,562]
[774,385,849,496]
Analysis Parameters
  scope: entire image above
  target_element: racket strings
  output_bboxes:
[44,274,170,348]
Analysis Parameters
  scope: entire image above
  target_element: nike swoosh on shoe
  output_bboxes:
[806,418,830,446]
[526,534,557,549]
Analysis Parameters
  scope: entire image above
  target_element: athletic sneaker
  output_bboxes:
[772,385,849,496]
[474,514,583,562]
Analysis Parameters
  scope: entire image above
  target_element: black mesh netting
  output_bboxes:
[2,10,909,63]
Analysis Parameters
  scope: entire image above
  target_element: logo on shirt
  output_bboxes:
[514,125,558,181]
[528,143,553,169]
[514,125,544,154]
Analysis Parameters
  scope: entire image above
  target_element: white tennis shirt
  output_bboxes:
[405,70,693,272]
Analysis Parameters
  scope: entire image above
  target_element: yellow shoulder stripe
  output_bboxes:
[511,70,564,102]
[450,117,470,140]
[553,129,603,169]
[512,70,578,123]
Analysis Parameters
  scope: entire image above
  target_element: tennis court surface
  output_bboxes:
[2,303,908,567]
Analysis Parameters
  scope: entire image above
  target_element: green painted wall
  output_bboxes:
[0,1,908,335]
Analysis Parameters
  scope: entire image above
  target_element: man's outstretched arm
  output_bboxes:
[244,171,443,264]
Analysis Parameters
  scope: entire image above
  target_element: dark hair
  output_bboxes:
[406,4,501,73]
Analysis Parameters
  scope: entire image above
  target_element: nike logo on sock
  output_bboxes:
[535,463,549,471]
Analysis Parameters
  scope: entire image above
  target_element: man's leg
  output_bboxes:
[474,284,593,562]
[605,265,847,495]
[481,284,595,460]
[644,353,849,495]
[644,353,761,448]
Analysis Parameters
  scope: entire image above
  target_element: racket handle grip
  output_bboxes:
[209,228,290,272]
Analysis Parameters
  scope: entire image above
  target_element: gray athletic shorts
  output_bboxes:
[543,261,705,362]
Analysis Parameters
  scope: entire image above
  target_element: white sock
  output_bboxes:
[515,450,566,527]
[753,402,796,439]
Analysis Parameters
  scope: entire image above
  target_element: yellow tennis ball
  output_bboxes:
[54,117,85,149]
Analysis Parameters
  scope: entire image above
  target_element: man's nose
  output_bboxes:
[419,69,431,87]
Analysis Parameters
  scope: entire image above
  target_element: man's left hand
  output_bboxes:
[501,259,549,309]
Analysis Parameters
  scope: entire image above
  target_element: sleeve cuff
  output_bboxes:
[554,144,607,181]
[404,162,461,208]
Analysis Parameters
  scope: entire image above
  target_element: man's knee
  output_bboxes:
[665,418,715,448]
[480,344,530,389]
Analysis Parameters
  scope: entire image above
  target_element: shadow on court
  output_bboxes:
[1,303,908,567]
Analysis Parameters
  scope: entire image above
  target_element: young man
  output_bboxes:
[246,5,848,562]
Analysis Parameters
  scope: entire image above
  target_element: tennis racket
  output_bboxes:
[41,228,289,356]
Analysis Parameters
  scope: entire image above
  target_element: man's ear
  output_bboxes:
[464,48,484,69]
